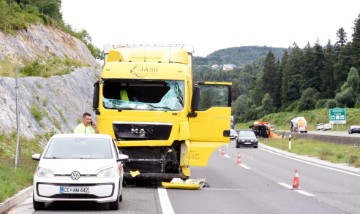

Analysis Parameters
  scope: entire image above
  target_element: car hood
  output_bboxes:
[238,137,257,140]
[38,159,116,174]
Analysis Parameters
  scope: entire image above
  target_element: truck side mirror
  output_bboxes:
[93,81,100,115]
[188,85,199,117]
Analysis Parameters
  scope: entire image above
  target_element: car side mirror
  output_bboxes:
[117,154,129,162]
[32,153,41,161]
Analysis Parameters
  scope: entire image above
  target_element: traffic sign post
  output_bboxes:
[329,108,346,128]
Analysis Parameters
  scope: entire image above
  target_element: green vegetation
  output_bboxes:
[0,0,102,77]
[52,116,61,130]
[194,13,360,123]
[16,57,85,78]
[0,132,43,202]
[261,137,360,168]
[235,108,360,132]
[30,104,43,122]
[194,46,286,67]
[55,107,66,122]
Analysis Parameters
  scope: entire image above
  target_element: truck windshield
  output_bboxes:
[102,80,184,111]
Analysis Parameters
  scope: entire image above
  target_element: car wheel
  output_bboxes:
[253,145,258,148]
[109,197,120,210]
[236,144,239,148]
[33,196,45,211]
[109,188,121,210]
[119,193,123,202]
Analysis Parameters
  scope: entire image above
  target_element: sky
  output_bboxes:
[61,0,360,57]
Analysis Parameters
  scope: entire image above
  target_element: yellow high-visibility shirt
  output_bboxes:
[74,123,95,134]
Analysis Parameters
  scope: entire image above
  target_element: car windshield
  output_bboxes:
[102,80,184,111]
[239,131,256,137]
[43,137,113,159]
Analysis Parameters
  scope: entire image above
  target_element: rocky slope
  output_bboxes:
[0,24,101,138]
[0,24,99,67]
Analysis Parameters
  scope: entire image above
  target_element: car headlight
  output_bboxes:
[36,167,54,178]
[97,167,116,178]
[241,140,245,142]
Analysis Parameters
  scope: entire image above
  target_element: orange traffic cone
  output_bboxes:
[292,169,301,190]
[221,147,225,156]
[236,152,242,165]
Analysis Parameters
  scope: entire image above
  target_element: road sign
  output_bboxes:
[329,108,346,124]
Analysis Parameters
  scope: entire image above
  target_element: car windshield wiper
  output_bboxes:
[147,104,173,111]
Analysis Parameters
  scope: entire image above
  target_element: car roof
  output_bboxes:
[50,133,113,139]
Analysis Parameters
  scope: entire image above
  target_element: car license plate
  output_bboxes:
[60,186,89,194]
[245,142,251,144]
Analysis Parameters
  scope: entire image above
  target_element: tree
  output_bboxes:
[297,88,319,111]
[335,27,347,47]
[351,13,360,69]
[281,43,304,109]
[335,67,359,107]
[261,51,277,99]
[322,40,336,98]
[261,93,275,115]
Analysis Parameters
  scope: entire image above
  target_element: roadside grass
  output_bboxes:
[261,137,360,168]
[0,132,44,202]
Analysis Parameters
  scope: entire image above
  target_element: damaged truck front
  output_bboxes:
[93,44,232,180]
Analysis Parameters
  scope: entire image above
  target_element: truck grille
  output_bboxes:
[113,122,172,140]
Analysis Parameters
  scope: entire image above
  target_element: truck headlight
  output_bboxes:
[36,167,54,178]
[97,167,115,178]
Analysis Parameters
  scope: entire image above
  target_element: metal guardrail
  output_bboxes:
[275,131,360,146]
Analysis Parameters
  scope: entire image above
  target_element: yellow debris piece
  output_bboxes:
[130,170,140,177]
[162,178,206,190]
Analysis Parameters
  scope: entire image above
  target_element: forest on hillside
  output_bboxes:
[194,13,360,123]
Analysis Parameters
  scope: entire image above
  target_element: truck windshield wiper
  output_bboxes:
[147,104,173,111]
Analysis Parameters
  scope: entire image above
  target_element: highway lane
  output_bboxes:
[8,139,360,213]
[167,140,359,214]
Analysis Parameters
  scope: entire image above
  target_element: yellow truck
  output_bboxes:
[93,44,232,180]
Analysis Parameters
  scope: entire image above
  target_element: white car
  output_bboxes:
[322,123,332,131]
[32,134,128,211]
[317,123,324,130]
[230,129,238,139]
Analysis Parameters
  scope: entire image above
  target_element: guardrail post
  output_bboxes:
[288,134,292,150]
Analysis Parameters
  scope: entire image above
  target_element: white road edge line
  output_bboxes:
[224,154,230,158]
[260,147,360,177]
[278,182,315,197]
[157,188,175,214]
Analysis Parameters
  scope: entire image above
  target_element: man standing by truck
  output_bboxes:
[74,112,99,134]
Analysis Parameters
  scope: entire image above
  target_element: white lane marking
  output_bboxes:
[203,188,245,191]
[224,154,230,158]
[157,188,175,214]
[278,182,315,197]
[238,164,251,169]
[260,147,360,177]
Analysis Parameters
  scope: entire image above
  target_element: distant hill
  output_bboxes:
[194,46,287,66]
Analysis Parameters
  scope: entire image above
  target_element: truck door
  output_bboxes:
[188,82,232,166]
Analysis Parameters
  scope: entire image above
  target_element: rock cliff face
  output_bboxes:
[0,24,99,67]
[0,68,100,138]
[0,24,101,138]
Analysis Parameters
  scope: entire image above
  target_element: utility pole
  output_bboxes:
[15,67,22,168]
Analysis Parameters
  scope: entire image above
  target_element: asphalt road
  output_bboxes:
[8,139,360,214]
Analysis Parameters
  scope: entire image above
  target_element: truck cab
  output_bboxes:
[93,44,232,180]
